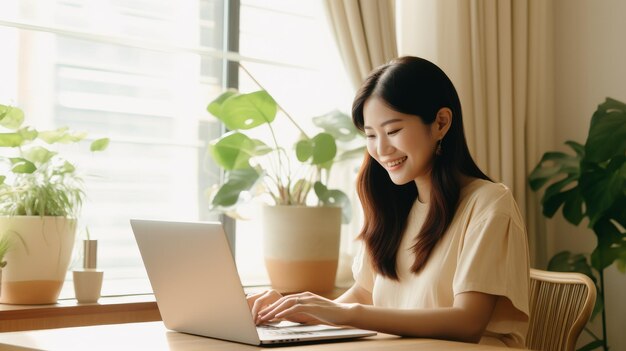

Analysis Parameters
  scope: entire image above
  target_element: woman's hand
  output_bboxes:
[247,289,284,324]
[255,292,357,326]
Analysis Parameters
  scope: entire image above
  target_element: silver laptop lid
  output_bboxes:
[131,219,261,345]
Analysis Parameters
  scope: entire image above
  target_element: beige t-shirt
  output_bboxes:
[352,179,530,348]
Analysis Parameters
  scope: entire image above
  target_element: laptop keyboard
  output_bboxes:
[258,325,314,336]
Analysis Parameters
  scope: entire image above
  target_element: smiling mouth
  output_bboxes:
[386,156,407,168]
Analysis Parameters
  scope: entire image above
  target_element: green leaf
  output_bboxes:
[547,251,595,281]
[565,140,585,158]
[0,132,24,147]
[90,138,110,151]
[207,90,237,118]
[0,105,24,129]
[585,97,626,163]
[578,339,606,351]
[211,168,261,207]
[529,151,580,191]
[317,159,334,171]
[38,127,87,144]
[18,127,38,141]
[22,146,56,164]
[312,110,361,142]
[543,174,578,200]
[295,139,313,162]
[546,251,572,271]
[562,188,584,225]
[0,123,36,147]
[542,188,577,219]
[590,217,624,271]
[58,161,76,174]
[217,90,277,130]
[251,139,272,156]
[0,175,5,185]
[310,132,337,165]
[579,156,625,227]
[295,133,337,165]
[9,157,36,173]
[314,182,329,200]
[208,131,268,170]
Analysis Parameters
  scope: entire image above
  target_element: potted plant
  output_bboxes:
[528,97,626,351]
[0,103,108,304]
[206,89,364,293]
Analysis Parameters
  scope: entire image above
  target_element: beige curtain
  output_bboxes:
[322,0,398,287]
[398,0,554,267]
[323,0,398,90]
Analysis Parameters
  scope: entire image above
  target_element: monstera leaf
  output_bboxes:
[529,98,626,351]
[529,98,626,272]
[209,131,271,170]
[208,90,277,130]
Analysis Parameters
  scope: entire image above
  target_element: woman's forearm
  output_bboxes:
[344,292,497,343]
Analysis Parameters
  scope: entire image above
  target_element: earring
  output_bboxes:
[436,139,443,156]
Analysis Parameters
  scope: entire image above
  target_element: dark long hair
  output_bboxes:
[352,56,490,279]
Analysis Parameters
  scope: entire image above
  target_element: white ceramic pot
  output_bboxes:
[0,216,76,304]
[262,205,341,294]
[73,269,104,303]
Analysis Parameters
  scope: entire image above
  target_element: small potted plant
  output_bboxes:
[528,97,626,351]
[206,88,364,293]
[0,103,108,304]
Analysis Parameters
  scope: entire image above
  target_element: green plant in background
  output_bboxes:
[206,89,364,224]
[0,104,110,217]
[529,97,626,351]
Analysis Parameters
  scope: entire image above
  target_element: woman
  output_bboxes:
[248,56,530,348]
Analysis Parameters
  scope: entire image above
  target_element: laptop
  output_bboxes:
[130,219,377,345]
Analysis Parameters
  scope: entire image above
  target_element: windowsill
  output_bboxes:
[0,294,161,332]
[0,287,348,333]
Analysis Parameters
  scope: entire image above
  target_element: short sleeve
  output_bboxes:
[453,209,530,319]
[352,241,375,293]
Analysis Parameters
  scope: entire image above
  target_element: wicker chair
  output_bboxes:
[526,268,597,351]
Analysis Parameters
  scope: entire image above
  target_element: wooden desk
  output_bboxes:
[0,321,514,350]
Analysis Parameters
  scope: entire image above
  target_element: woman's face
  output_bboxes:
[363,97,439,185]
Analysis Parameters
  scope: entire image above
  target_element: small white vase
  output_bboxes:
[73,239,103,303]
[73,269,104,303]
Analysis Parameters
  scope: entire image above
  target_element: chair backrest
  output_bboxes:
[526,268,597,351]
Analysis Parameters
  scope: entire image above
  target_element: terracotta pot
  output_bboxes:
[0,216,76,304]
[262,205,341,294]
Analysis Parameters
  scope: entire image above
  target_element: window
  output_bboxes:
[234,0,354,285]
[0,0,351,297]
